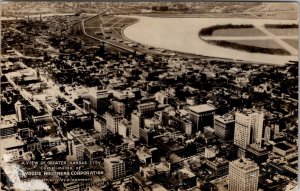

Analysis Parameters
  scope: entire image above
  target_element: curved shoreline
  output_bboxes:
[123,16,298,65]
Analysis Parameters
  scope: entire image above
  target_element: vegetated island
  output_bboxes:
[264,24,298,29]
[199,24,254,36]
[207,40,291,55]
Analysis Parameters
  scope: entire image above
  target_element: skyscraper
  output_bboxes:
[15,101,25,122]
[264,126,274,143]
[234,109,264,155]
[105,112,123,134]
[188,104,216,133]
[104,156,126,180]
[214,114,235,141]
[88,88,111,114]
[131,111,144,139]
[229,158,259,191]
[137,102,156,117]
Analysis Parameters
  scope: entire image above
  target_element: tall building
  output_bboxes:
[264,126,274,143]
[131,111,144,139]
[69,137,85,161]
[89,88,111,114]
[228,158,259,191]
[118,119,130,138]
[112,101,126,115]
[15,101,25,122]
[67,129,88,161]
[104,156,126,180]
[234,109,264,154]
[137,102,156,116]
[83,99,91,113]
[188,104,216,133]
[105,112,123,134]
[214,114,235,141]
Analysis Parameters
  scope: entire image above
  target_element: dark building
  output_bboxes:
[246,144,269,164]
[214,114,235,141]
[189,104,216,133]
[53,113,94,134]
[205,157,229,178]
[140,127,155,146]
[88,88,111,114]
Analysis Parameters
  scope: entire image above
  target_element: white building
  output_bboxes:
[67,129,88,161]
[104,156,126,180]
[105,112,123,134]
[131,111,143,139]
[68,137,85,161]
[0,136,25,162]
[229,158,259,191]
[234,109,264,155]
[14,101,24,122]
[118,119,129,138]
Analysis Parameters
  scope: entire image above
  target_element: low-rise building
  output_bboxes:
[205,157,229,178]
[273,142,297,157]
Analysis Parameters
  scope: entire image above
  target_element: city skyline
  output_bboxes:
[0,2,298,191]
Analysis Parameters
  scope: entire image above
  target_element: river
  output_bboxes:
[123,16,298,65]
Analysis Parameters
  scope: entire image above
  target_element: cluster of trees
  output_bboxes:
[265,24,298,29]
[199,24,254,36]
[152,6,169,11]
[208,40,290,55]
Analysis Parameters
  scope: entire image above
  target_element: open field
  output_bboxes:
[283,39,298,49]
[266,28,298,36]
[83,15,139,40]
[85,28,102,36]
[101,16,114,22]
[212,28,266,36]
[84,16,102,27]
[225,40,283,49]
[197,21,298,56]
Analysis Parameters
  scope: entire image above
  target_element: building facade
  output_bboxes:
[89,89,110,114]
[234,109,264,155]
[189,104,216,133]
[105,112,123,134]
[104,156,126,180]
[137,102,156,116]
[229,158,259,191]
[214,114,235,141]
[131,111,143,139]
[15,101,25,122]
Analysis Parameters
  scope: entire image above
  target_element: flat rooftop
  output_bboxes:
[1,114,17,129]
[179,168,196,178]
[86,144,103,153]
[237,108,263,116]
[105,156,123,163]
[275,142,293,151]
[189,104,215,114]
[230,158,258,171]
[215,114,234,123]
[0,135,24,150]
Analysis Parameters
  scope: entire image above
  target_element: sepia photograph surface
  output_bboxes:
[0,1,299,191]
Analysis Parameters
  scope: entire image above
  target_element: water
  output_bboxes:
[123,16,298,65]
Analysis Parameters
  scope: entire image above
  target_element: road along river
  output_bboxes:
[123,16,298,65]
